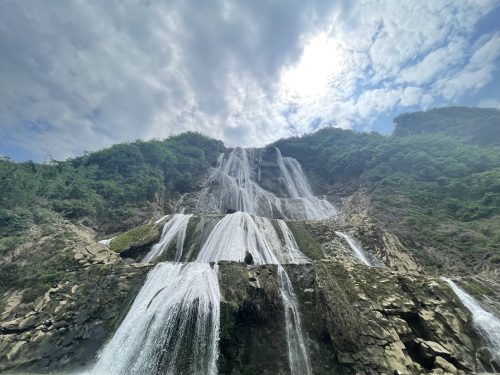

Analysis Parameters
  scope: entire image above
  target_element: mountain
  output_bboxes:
[392,106,500,146]
[0,107,499,374]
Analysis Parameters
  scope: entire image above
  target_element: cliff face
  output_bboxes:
[0,216,488,374]
[1,139,499,374]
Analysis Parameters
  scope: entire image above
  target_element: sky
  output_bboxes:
[1,0,500,162]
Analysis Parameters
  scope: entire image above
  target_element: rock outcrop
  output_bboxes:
[217,261,478,375]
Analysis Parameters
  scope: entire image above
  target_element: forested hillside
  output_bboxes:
[1,107,499,295]
[0,132,223,234]
[0,132,223,297]
[273,107,500,272]
[1,107,500,374]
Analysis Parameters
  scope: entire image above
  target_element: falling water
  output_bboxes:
[196,212,281,264]
[277,219,310,264]
[90,147,322,374]
[86,263,220,375]
[443,278,500,362]
[196,147,337,220]
[196,212,312,374]
[335,231,384,267]
[98,237,116,246]
[142,214,192,263]
[277,266,312,375]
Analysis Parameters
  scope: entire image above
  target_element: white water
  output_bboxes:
[196,147,337,220]
[277,219,310,264]
[196,212,312,374]
[98,237,116,246]
[196,212,280,264]
[335,231,384,267]
[277,266,312,375]
[443,278,500,361]
[90,147,321,374]
[142,214,192,263]
[86,262,220,375]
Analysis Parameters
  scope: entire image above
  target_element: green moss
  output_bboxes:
[0,230,83,302]
[109,223,160,253]
[218,302,239,374]
[457,278,497,300]
[286,221,323,260]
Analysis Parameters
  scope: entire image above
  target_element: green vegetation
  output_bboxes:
[0,132,223,238]
[108,223,160,253]
[286,221,324,260]
[273,107,500,271]
[0,132,222,296]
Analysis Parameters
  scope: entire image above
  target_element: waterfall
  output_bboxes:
[196,212,281,264]
[277,266,312,375]
[195,212,312,374]
[277,219,310,264]
[90,146,320,374]
[141,214,192,263]
[196,147,337,220]
[443,278,500,363]
[335,231,384,267]
[86,263,220,375]
[98,237,116,246]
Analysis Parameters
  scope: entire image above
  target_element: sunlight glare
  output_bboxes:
[281,34,344,100]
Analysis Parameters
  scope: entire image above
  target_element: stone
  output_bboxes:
[435,356,458,375]
[418,341,451,360]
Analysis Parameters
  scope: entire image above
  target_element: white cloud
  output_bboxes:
[432,32,500,100]
[0,0,498,160]
[400,87,424,107]
[479,98,500,109]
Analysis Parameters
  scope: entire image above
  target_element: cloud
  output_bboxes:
[0,0,499,161]
[432,32,500,100]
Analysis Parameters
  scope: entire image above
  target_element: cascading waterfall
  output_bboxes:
[90,146,322,374]
[443,278,500,365]
[86,263,220,375]
[196,211,312,375]
[277,219,310,264]
[196,212,280,263]
[141,214,192,263]
[196,147,337,220]
[277,266,312,375]
[335,231,385,267]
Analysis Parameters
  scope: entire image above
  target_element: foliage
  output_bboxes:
[273,108,500,270]
[0,132,223,237]
[108,223,160,253]
[286,221,324,260]
[393,106,500,146]
[0,231,81,300]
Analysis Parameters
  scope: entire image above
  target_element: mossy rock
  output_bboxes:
[286,221,324,260]
[109,223,161,253]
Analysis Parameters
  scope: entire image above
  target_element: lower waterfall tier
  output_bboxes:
[0,261,488,375]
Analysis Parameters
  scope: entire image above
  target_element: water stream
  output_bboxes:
[90,147,322,374]
[87,263,220,375]
[141,214,192,263]
[335,231,384,267]
[443,278,500,370]
[196,147,337,220]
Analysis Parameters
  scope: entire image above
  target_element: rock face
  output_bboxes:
[340,193,421,273]
[0,263,150,373]
[217,261,478,375]
[0,170,496,374]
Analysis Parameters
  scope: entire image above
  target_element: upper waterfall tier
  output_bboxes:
[196,147,337,220]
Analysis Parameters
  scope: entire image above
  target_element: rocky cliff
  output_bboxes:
[1,144,499,375]
[1,210,496,374]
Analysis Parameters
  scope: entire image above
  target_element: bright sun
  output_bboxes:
[280,33,344,101]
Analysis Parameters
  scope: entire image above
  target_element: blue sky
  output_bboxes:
[1,0,500,162]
